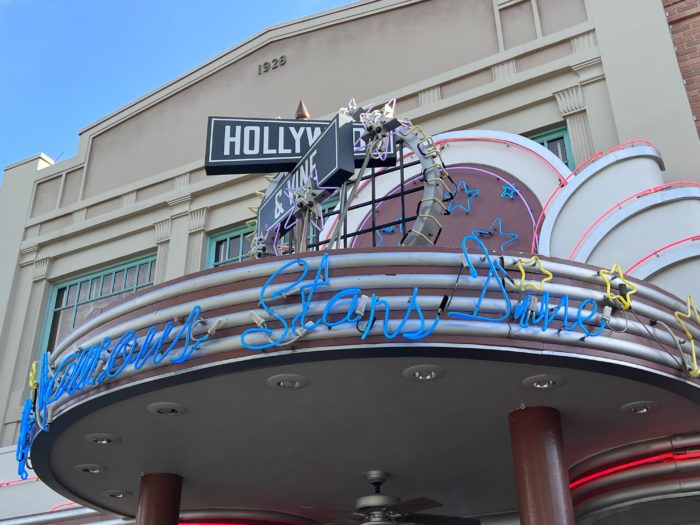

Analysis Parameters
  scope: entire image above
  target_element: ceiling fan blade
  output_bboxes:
[389,497,442,514]
[407,513,481,525]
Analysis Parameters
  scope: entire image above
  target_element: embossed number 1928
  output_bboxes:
[258,55,287,75]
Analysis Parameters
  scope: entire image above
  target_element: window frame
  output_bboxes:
[39,254,157,354]
[528,127,575,170]
[207,225,254,268]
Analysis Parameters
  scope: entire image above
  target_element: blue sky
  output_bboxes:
[0,0,350,182]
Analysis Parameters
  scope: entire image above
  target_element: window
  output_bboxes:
[208,225,253,268]
[43,255,156,353]
[528,127,575,169]
[208,198,340,268]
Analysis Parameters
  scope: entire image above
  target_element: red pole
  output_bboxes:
[136,473,182,525]
[509,406,575,525]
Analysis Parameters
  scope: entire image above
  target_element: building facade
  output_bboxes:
[2,1,700,524]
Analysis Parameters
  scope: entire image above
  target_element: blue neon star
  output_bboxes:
[501,184,517,200]
[375,229,384,247]
[472,217,518,250]
[444,180,479,214]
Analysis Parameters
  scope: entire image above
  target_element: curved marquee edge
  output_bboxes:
[571,187,700,262]
[537,146,665,256]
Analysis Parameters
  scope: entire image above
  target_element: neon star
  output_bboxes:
[516,256,553,291]
[374,229,384,247]
[674,295,700,377]
[444,180,479,214]
[599,263,638,310]
[501,184,517,200]
[472,217,518,250]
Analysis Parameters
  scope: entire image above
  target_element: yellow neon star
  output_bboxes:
[674,295,700,378]
[515,256,553,291]
[28,360,37,390]
[599,263,637,310]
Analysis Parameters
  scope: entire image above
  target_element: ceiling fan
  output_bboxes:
[331,470,481,525]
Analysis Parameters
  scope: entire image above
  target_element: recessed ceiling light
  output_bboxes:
[522,374,566,390]
[103,490,131,499]
[267,373,309,390]
[83,433,121,445]
[146,402,188,416]
[402,364,446,382]
[620,401,657,414]
[74,463,107,475]
[533,379,555,389]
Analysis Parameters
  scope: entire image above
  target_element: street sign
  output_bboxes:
[257,113,355,235]
[205,116,396,175]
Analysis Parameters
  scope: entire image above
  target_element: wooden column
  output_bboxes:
[509,406,574,525]
[136,473,182,525]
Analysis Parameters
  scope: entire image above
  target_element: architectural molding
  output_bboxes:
[167,194,192,210]
[566,111,595,167]
[72,208,87,225]
[185,231,207,274]
[172,173,190,191]
[554,85,585,116]
[492,59,517,81]
[154,218,172,244]
[572,56,605,85]
[120,191,137,208]
[24,224,40,241]
[19,246,38,268]
[554,85,594,165]
[418,86,441,107]
[33,257,50,281]
[154,244,169,285]
[188,208,208,233]
[571,31,596,54]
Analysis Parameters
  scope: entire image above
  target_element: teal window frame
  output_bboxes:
[528,127,575,170]
[40,255,157,354]
[207,225,253,268]
[207,198,340,268]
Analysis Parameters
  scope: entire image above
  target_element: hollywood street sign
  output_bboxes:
[205,116,396,174]
[257,113,355,234]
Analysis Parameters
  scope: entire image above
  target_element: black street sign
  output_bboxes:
[205,116,396,175]
[257,114,355,234]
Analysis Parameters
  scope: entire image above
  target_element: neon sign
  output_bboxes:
[241,235,606,351]
[18,236,610,479]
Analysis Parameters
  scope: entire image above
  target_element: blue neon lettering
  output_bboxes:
[241,259,310,350]
[448,236,511,322]
[321,288,363,328]
[16,399,33,479]
[35,305,207,419]
[242,235,605,351]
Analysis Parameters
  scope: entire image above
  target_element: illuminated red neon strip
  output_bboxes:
[532,140,658,253]
[0,475,37,488]
[50,502,78,512]
[569,450,700,490]
[530,152,603,252]
[625,234,700,274]
[609,139,657,153]
[567,181,700,260]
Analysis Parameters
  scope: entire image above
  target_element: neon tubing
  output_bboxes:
[626,234,700,274]
[568,181,700,260]
[570,450,700,490]
[533,140,659,253]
